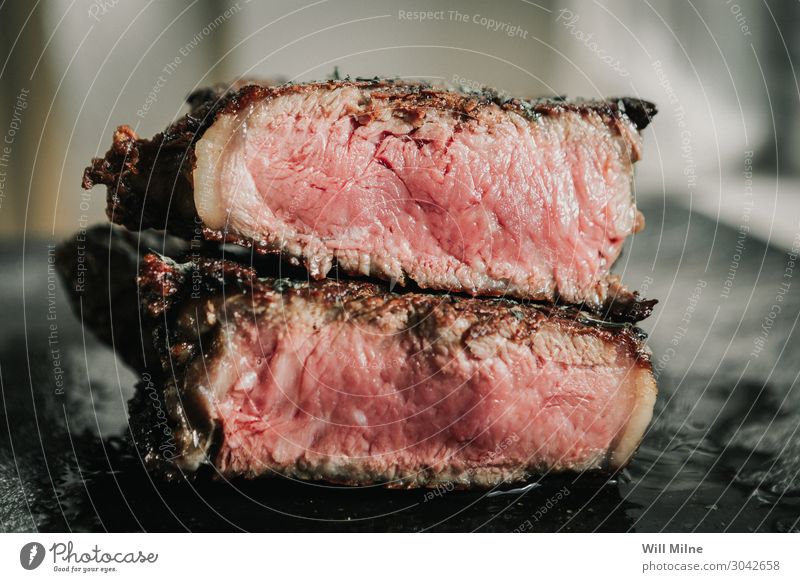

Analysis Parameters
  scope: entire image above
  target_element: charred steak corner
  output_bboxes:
[84,79,656,308]
[136,252,657,486]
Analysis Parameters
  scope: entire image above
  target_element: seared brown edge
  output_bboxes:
[136,251,654,479]
[139,251,653,365]
[83,79,656,235]
[54,226,655,481]
[82,78,657,322]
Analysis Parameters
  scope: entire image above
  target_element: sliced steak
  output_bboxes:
[137,252,657,487]
[84,79,656,309]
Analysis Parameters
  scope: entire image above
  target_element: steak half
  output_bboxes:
[138,252,656,487]
[84,79,656,309]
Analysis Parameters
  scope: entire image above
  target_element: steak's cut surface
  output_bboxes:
[138,252,656,487]
[84,79,657,310]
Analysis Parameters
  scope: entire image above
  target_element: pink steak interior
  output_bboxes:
[194,85,643,303]
[176,293,656,486]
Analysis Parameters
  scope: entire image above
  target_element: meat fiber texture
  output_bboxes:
[136,252,657,488]
[83,79,657,311]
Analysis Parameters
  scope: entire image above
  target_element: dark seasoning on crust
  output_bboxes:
[136,251,654,480]
[70,79,661,484]
[82,78,657,323]
[54,225,655,482]
[139,251,654,362]
[83,80,657,236]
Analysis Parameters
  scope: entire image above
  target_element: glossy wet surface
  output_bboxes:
[1,200,798,532]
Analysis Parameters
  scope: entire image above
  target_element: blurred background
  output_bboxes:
[1,0,798,248]
[2,0,800,533]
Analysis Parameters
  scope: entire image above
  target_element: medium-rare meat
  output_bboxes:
[136,252,657,487]
[83,79,657,308]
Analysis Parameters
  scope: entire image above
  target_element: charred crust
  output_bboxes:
[597,276,658,324]
[213,79,657,128]
[140,252,654,368]
[81,82,237,235]
[83,124,198,235]
[64,231,643,481]
[602,294,658,324]
[82,78,656,235]
[85,79,658,322]
[611,97,658,131]
[137,252,654,476]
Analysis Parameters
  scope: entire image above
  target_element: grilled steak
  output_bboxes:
[135,252,656,487]
[84,79,656,309]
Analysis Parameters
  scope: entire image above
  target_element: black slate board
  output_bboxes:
[1,200,798,532]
